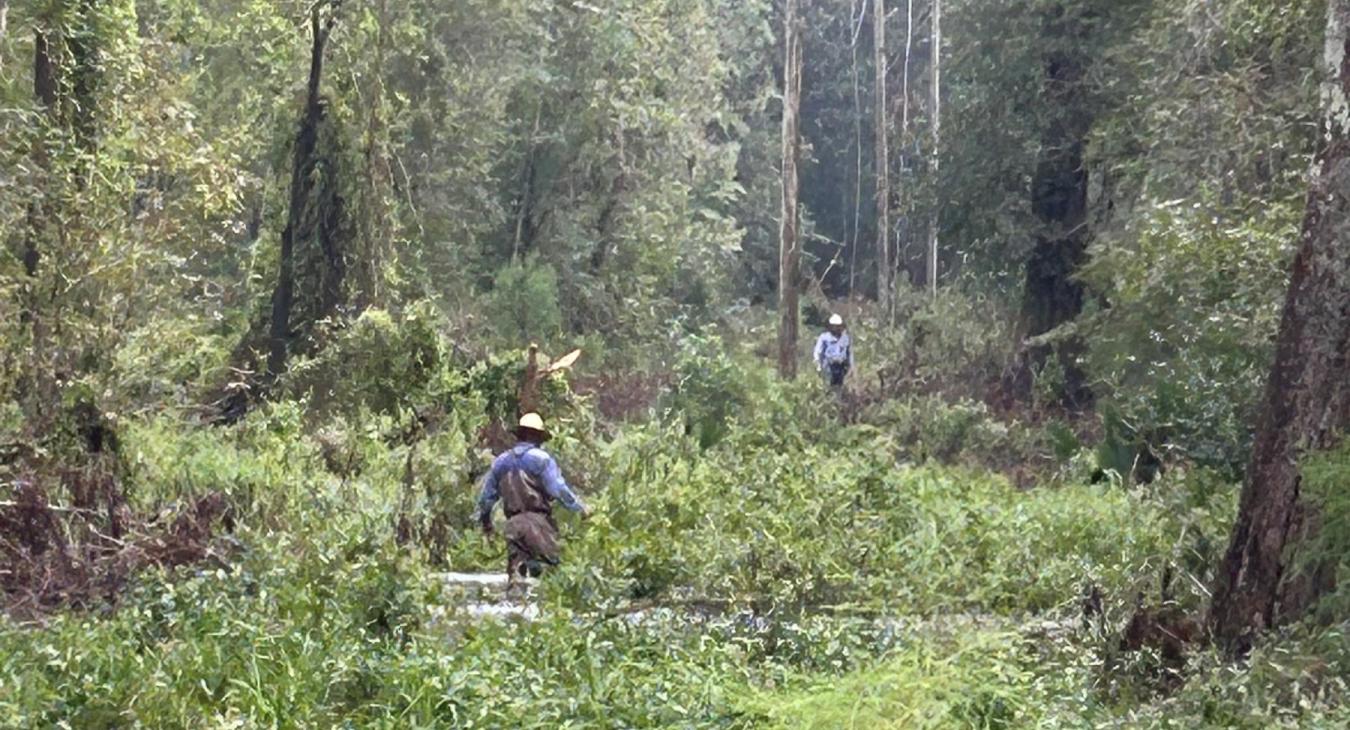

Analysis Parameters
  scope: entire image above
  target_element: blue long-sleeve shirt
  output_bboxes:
[477,442,585,520]
[814,331,853,370]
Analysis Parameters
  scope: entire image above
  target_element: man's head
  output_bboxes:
[828,313,845,336]
[515,412,552,444]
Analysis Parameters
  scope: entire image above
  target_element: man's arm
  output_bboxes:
[476,461,502,530]
[812,334,826,370]
[532,450,586,513]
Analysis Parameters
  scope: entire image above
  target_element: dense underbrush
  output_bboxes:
[1,311,1346,727]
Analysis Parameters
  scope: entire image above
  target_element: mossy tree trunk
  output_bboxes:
[267,1,348,380]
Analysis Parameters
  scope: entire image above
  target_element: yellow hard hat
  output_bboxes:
[516,412,552,441]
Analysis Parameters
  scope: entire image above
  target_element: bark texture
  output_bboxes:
[1210,0,1350,652]
[777,0,803,380]
[874,0,891,312]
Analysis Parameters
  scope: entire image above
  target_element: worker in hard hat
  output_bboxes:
[476,413,591,580]
[813,314,854,387]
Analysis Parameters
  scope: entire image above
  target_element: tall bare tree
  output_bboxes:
[357,0,393,308]
[874,0,891,314]
[927,0,941,295]
[1210,0,1350,653]
[903,0,913,137]
[778,0,803,380]
[848,0,864,301]
[0,0,10,74]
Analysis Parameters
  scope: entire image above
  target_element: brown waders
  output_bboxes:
[498,468,561,579]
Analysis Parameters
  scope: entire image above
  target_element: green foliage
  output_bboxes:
[2,0,1347,726]
[485,258,563,347]
[1082,198,1298,474]
[0,352,1331,728]
[1075,0,1319,478]
[1091,623,1350,727]
[864,288,1015,401]
[665,332,754,449]
[288,302,455,416]
[740,627,1036,729]
[1299,441,1350,620]
[542,417,1211,616]
[865,396,1019,465]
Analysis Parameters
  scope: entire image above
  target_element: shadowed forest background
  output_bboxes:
[2,0,1349,726]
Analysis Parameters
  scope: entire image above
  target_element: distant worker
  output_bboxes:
[476,413,590,581]
[813,314,853,387]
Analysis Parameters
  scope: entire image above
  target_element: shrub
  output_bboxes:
[866,286,1015,401]
[1081,198,1297,475]
[663,332,752,449]
[1299,442,1350,621]
[547,417,1211,617]
[485,257,562,348]
[285,301,457,417]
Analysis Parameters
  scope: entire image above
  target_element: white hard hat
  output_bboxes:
[828,314,844,326]
[516,412,552,441]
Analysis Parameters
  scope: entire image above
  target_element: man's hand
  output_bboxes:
[580,505,594,520]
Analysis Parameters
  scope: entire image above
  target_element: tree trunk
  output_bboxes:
[777,0,803,380]
[848,0,863,301]
[927,0,941,295]
[590,126,629,274]
[16,21,61,417]
[902,0,912,140]
[874,0,891,314]
[33,24,59,110]
[1016,4,1093,405]
[513,108,543,261]
[0,0,10,74]
[24,27,59,282]
[899,0,914,286]
[1210,0,1350,653]
[67,0,100,155]
[357,0,392,308]
[268,4,339,379]
[520,343,541,416]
